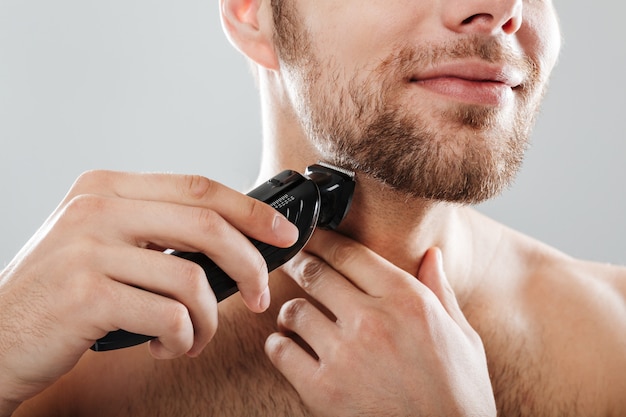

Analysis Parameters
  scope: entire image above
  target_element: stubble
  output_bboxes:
[271,0,545,204]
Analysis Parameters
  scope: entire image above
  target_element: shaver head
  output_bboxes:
[305,162,355,230]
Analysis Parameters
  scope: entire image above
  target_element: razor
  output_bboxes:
[92,162,355,351]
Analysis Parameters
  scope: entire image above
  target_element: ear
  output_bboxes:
[220,0,279,70]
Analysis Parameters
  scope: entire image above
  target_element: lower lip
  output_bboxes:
[412,77,513,106]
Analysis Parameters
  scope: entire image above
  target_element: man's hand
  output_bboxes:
[0,170,298,415]
[265,230,496,417]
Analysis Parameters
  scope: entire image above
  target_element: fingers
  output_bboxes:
[92,280,197,359]
[302,232,470,331]
[58,171,301,313]
[0,169,302,404]
[103,196,273,312]
[282,252,367,318]
[417,247,474,332]
[63,170,299,248]
[288,232,475,338]
[99,245,218,357]
[266,298,342,390]
[264,332,319,393]
[270,237,489,417]
[302,229,417,298]
[266,298,341,392]
[276,298,338,356]
[59,193,273,312]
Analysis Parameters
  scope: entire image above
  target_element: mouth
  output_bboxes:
[408,61,525,106]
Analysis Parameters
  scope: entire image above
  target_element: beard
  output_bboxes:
[272,1,546,204]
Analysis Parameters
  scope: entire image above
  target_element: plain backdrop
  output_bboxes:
[1,0,624,267]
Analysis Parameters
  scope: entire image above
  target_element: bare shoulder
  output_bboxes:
[536,256,626,415]
[14,287,310,417]
[470,224,626,417]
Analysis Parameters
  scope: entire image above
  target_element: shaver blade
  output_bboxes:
[316,161,356,179]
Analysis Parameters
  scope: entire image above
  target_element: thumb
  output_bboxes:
[417,247,472,330]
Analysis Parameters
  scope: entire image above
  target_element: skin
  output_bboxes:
[4,0,626,416]
[0,171,299,414]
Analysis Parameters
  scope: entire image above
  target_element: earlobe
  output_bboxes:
[220,0,279,70]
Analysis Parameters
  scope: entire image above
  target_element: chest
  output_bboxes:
[119,307,311,417]
[465,294,609,417]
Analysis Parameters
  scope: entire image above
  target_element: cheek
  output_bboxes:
[519,6,562,79]
[304,4,424,74]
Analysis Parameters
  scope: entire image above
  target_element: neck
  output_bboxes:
[255,70,491,306]
[334,176,482,307]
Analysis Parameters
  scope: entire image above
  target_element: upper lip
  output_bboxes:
[410,61,525,88]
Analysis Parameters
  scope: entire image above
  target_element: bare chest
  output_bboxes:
[466,293,612,417]
[119,306,311,417]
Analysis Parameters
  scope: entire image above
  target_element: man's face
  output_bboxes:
[271,0,561,204]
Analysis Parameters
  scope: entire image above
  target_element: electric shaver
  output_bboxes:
[91,162,355,351]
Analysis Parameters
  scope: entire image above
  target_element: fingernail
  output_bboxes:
[258,287,271,311]
[273,215,299,244]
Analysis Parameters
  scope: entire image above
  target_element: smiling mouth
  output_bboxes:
[407,76,517,106]
[411,75,508,84]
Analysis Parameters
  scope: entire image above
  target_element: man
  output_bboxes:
[2,0,626,416]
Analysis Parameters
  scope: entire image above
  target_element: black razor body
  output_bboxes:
[92,163,355,351]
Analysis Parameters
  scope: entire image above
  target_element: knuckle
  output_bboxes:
[177,261,208,295]
[297,257,326,291]
[347,307,394,345]
[327,240,360,269]
[278,298,307,325]
[70,170,98,190]
[191,207,227,237]
[265,335,290,363]
[354,310,383,334]
[69,170,113,195]
[392,287,435,318]
[245,198,272,224]
[181,175,217,201]
[164,303,191,335]
[62,194,109,223]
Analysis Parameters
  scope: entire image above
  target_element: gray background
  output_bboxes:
[1,0,624,267]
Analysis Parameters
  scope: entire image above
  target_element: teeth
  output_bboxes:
[316,161,356,178]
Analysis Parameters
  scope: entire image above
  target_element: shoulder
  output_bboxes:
[470,223,626,416]
[532,256,626,415]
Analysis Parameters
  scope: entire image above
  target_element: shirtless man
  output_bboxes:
[3,0,626,415]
